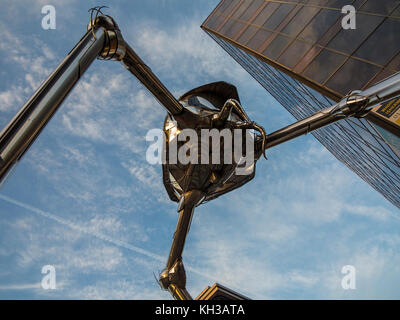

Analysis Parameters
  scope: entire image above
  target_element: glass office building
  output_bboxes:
[202,0,400,209]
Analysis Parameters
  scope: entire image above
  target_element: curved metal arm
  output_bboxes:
[264,72,400,150]
[121,44,183,116]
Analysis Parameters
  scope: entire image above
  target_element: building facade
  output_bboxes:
[202,0,400,209]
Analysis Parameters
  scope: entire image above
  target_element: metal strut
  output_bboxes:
[158,190,204,300]
[263,73,400,151]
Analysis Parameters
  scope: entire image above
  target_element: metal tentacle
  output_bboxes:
[88,6,109,39]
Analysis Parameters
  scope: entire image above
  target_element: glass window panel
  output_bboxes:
[278,40,312,68]
[253,2,280,27]
[219,0,234,13]
[220,18,235,34]
[302,49,347,84]
[281,6,320,37]
[222,20,244,39]
[263,4,296,30]
[354,18,400,66]
[386,52,400,71]
[306,0,329,5]
[367,68,396,87]
[325,0,361,9]
[240,0,264,21]
[326,13,384,54]
[205,13,222,29]
[391,5,400,17]
[326,58,381,95]
[205,14,217,28]
[237,25,259,44]
[247,28,271,50]
[232,0,253,19]
[360,0,399,15]
[373,126,400,155]
[262,35,292,60]
[211,15,226,30]
[220,0,241,15]
[298,8,341,43]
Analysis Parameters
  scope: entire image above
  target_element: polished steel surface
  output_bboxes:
[159,82,267,299]
[89,15,126,61]
[166,190,204,270]
[162,82,265,206]
[168,284,193,300]
[158,191,204,300]
[121,44,183,116]
[265,72,400,150]
[362,72,400,109]
[265,106,341,149]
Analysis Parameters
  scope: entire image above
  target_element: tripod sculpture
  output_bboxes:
[1,9,400,299]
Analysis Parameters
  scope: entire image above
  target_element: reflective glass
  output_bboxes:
[359,0,399,15]
[232,0,253,19]
[368,68,395,87]
[225,20,244,38]
[240,0,264,21]
[326,58,380,94]
[220,19,235,34]
[386,52,400,70]
[206,13,224,29]
[326,13,384,54]
[354,18,400,66]
[263,4,296,30]
[298,8,341,43]
[220,0,241,15]
[247,28,271,50]
[278,40,312,68]
[302,49,347,84]
[262,34,292,60]
[313,0,348,7]
[253,2,280,27]
[238,25,259,44]
[219,0,234,13]
[281,6,320,37]
[391,5,400,17]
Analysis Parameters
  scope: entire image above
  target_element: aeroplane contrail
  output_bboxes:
[0,194,215,281]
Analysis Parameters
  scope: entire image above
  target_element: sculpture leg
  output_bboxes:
[159,190,205,300]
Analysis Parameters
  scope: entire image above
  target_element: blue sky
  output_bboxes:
[0,0,399,299]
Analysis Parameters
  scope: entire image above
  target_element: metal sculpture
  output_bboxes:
[1,10,399,299]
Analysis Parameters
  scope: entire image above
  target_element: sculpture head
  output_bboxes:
[162,81,266,206]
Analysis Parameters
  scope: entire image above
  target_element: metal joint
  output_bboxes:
[88,14,126,61]
[330,90,369,118]
[159,259,187,290]
[344,90,369,118]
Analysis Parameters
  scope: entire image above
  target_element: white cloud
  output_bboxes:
[67,279,167,300]
[128,17,248,88]
[0,26,57,114]
[0,87,24,112]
